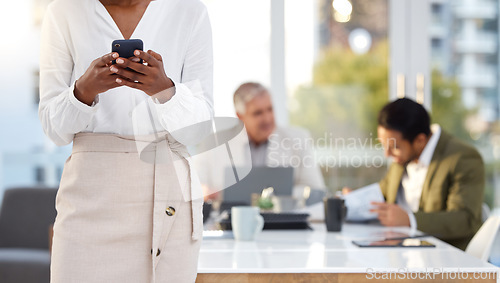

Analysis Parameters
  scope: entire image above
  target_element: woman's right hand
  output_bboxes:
[73,52,120,106]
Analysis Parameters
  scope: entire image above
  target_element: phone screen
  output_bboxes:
[111,39,144,65]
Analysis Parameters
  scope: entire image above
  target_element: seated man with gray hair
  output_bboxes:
[196,82,325,204]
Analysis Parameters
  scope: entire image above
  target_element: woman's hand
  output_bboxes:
[110,50,175,97]
[74,52,121,106]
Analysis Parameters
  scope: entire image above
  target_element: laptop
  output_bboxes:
[222,166,294,204]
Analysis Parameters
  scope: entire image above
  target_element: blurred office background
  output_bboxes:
[1,0,500,210]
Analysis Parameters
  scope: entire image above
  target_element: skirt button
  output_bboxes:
[165,206,175,216]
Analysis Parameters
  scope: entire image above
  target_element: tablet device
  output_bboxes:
[352,238,436,248]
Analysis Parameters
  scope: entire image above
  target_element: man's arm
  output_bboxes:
[414,149,484,240]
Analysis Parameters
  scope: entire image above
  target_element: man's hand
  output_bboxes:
[342,187,353,195]
[370,201,410,227]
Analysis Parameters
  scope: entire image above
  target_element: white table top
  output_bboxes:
[198,223,500,274]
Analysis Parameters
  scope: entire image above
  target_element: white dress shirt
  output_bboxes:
[249,140,269,167]
[39,0,213,146]
[396,124,441,230]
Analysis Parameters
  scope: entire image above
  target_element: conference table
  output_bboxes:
[196,222,500,283]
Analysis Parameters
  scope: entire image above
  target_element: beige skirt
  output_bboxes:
[50,132,203,283]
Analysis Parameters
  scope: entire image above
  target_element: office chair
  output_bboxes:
[465,216,500,262]
[0,187,58,283]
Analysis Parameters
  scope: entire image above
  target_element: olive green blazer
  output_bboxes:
[379,131,485,250]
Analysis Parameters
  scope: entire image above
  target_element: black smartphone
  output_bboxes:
[111,39,143,65]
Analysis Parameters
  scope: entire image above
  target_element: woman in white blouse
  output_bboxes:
[39,0,213,282]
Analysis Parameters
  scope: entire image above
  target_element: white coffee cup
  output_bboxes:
[231,206,264,241]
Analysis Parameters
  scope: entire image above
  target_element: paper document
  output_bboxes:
[343,183,385,221]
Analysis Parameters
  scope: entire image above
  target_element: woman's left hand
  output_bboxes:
[111,49,174,96]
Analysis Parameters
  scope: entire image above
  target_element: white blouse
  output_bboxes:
[39,0,214,146]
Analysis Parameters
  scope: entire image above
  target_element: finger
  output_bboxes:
[133,49,158,67]
[147,49,163,62]
[386,205,401,215]
[95,68,120,85]
[97,68,121,81]
[376,208,388,216]
[110,65,145,82]
[115,57,148,74]
[391,204,403,210]
[386,205,398,212]
[107,79,121,89]
[97,52,119,67]
[115,77,144,91]
[97,75,121,90]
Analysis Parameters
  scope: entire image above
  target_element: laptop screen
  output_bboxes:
[222,166,294,204]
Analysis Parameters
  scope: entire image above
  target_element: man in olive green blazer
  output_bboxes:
[374,98,484,250]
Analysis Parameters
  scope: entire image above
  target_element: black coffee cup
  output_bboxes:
[324,197,346,232]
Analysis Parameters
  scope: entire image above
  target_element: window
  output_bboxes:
[33,70,40,105]
[431,38,442,49]
[34,166,45,185]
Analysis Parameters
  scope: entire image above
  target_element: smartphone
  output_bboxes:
[111,39,143,65]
